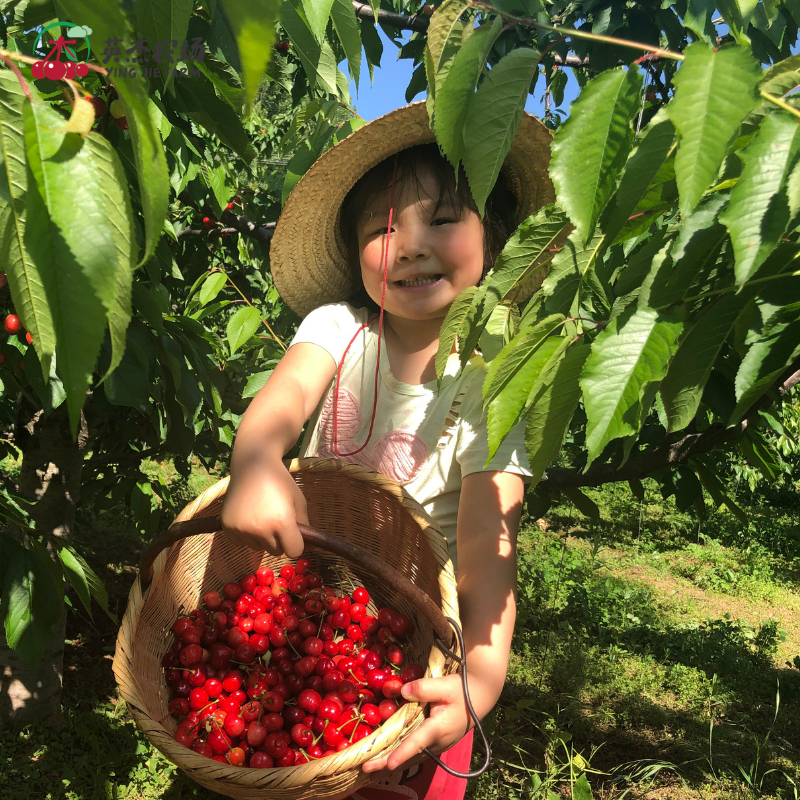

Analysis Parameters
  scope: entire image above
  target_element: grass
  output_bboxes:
[1,465,798,799]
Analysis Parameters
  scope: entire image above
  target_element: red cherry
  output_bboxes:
[264,732,288,759]
[646,91,658,102]
[318,700,339,721]
[362,703,381,726]
[422,4,434,15]
[382,677,403,700]
[0,273,6,287]
[0,353,6,366]
[4,314,22,335]
[250,751,273,768]
[256,567,274,586]
[353,587,370,605]
[226,202,235,211]
[291,722,313,747]
[323,723,343,746]
[227,746,246,766]
[113,115,129,130]
[25,332,32,345]
[223,582,242,600]
[240,574,257,594]
[224,713,246,738]
[378,698,398,721]
[208,729,231,755]
[89,95,106,120]
[295,557,312,574]
[169,697,189,717]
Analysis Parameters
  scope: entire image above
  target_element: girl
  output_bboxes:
[221,103,554,799]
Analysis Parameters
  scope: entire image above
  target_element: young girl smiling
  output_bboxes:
[221,103,554,798]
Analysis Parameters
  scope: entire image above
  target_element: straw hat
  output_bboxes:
[271,102,555,318]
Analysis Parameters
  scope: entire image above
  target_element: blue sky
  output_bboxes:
[347,27,580,121]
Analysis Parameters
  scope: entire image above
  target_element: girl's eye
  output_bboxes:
[431,216,456,226]
[371,226,394,236]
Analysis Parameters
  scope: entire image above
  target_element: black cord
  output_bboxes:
[422,616,492,779]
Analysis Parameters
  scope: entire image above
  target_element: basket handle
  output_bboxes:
[138,514,456,649]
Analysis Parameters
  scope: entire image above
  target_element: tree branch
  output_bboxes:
[177,215,276,244]
[540,358,800,490]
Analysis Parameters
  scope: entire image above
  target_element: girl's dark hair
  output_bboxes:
[339,144,518,312]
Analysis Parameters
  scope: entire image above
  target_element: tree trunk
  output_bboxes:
[0,404,88,724]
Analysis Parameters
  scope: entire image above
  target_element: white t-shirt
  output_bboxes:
[290,302,532,570]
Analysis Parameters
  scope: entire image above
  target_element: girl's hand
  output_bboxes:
[361,672,492,774]
[220,459,309,557]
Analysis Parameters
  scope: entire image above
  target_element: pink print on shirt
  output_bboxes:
[314,388,428,484]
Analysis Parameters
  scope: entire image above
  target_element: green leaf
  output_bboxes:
[57,0,170,267]
[550,68,642,244]
[222,0,283,108]
[23,102,133,432]
[666,43,761,216]
[434,17,502,170]
[486,335,562,461]
[105,344,152,413]
[660,292,752,432]
[23,346,66,415]
[0,72,56,375]
[694,458,748,521]
[563,488,600,521]
[483,314,565,408]
[731,310,800,424]
[479,302,518,361]
[720,112,800,286]
[463,48,542,217]
[57,545,92,617]
[243,370,274,399]
[301,0,335,42]
[2,544,63,668]
[330,0,361,87]
[199,272,228,307]
[581,307,683,467]
[683,0,716,42]
[525,343,590,485]
[600,109,676,245]
[426,0,472,88]
[435,286,477,383]
[541,231,606,317]
[281,1,339,95]
[174,75,256,162]
[573,773,594,800]
[133,0,193,91]
[227,306,261,355]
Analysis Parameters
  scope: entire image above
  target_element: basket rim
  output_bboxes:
[113,457,460,792]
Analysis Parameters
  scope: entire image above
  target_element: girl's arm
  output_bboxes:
[363,469,523,773]
[221,343,337,556]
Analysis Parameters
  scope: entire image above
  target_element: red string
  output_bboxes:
[332,156,399,457]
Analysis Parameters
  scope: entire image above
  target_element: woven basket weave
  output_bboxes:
[113,457,461,800]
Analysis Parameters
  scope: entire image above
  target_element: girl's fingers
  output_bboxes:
[400,676,456,704]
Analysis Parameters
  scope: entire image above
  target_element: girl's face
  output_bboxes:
[355,165,484,322]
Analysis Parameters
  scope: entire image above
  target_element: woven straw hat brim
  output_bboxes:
[271,102,555,318]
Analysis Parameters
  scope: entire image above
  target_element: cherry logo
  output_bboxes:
[31,21,91,81]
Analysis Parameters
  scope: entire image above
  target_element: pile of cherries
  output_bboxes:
[163,558,423,768]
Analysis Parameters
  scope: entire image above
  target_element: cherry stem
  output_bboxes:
[0,54,31,98]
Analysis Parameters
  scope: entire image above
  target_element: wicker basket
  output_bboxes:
[113,457,461,800]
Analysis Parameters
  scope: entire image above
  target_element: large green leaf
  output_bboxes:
[57,544,92,617]
[660,292,752,432]
[222,0,283,107]
[541,230,606,317]
[525,343,589,485]
[434,17,502,171]
[2,542,63,668]
[486,335,562,462]
[281,1,339,95]
[550,68,642,245]
[600,109,676,245]
[330,0,361,87]
[580,306,683,466]
[87,134,136,377]
[23,101,134,431]
[426,0,472,89]
[731,309,800,424]
[57,0,170,268]
[483,314,565,408]
[720,112,800,286]
[0,71,55,375]
[666,43,761,216]
[479,302,518,362]
[463,48,541,217]
[435,286,478,383]
[300,0,336,43]
[134,0,193,91]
